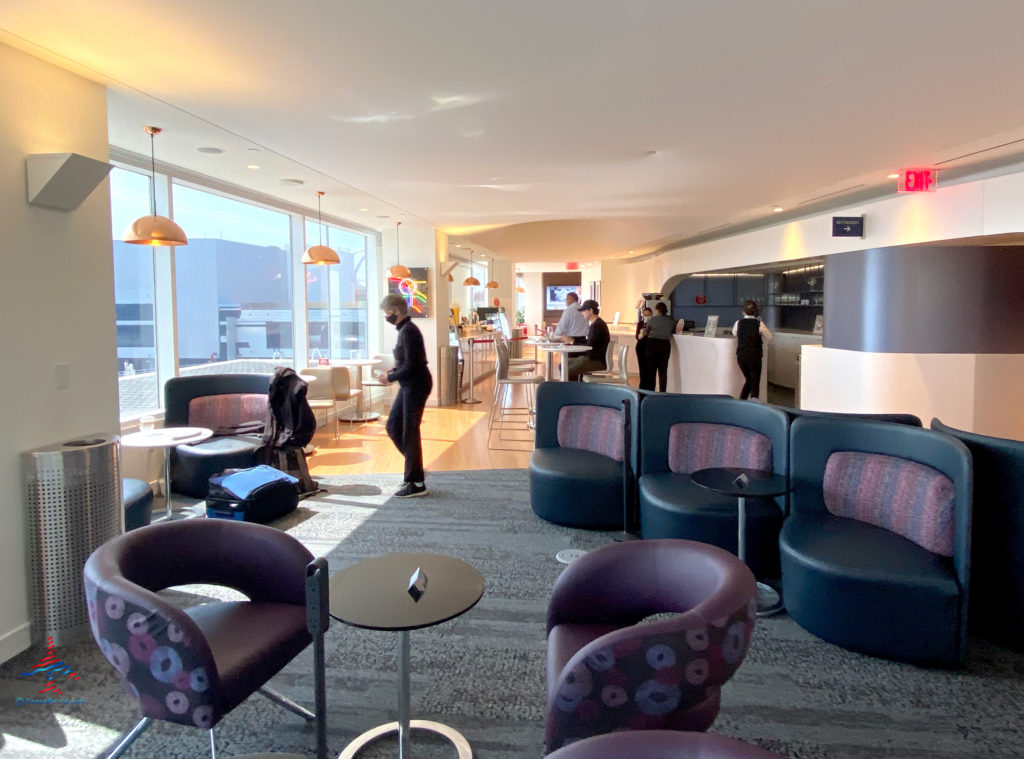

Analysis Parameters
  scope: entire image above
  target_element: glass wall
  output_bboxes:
[304,220,371,361]
[172,184,293,370]
[110,167,159,417]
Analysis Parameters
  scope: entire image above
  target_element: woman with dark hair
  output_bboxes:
[635,302,653,389]
[376,293,433,497]
[731,299,773,400]
[642,301,675,392]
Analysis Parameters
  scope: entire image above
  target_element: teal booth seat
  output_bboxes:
[530,382,640,530]
[781,417,972,667]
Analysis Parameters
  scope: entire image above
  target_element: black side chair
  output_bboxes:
[781,417,972,667]
[84,519,329,758]
[932,418,1024,651]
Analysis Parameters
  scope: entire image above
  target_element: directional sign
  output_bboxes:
[832,215,865,238]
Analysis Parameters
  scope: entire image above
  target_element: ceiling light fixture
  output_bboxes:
[301,191,340,265]
[388,221,412,279]
[485,257,499,289]
[463,251,480,286]
[515,286,525,293]
[772,205,784,213]
[887,172,900,179]
[122,126,189,247]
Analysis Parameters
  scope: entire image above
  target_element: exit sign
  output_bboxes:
[898,168,938,193]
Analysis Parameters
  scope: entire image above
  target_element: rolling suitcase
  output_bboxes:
[206,465,299,523]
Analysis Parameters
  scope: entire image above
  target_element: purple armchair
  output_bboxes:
[545,539,757,753]
[83,519,329,759]
[546,730,784,758]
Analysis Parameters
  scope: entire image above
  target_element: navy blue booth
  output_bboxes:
[165,374,271,498]
[637,395,789,580]
[530,382,640,530]
[932,418,1024,651]
[781,417,972,667]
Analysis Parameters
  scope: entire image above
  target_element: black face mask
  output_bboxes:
[385,313,399,325]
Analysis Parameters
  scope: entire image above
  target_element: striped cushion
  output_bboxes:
[667,423,772,475]
[188,393,267,431]
[823,452,956,556]
[556,405,624,461]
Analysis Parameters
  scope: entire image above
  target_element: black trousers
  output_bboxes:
[386,376,432,483]
[636,338,650,389]
[737,352,762,400]
[643,338,671,392]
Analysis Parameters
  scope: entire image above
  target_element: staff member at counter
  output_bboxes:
[565,299,610,381]
[732,299,773,401]
[635,302,653,389]
[553,291,589,344]
[641,302,675,392]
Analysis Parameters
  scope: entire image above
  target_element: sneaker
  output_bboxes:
[394,482,428,498]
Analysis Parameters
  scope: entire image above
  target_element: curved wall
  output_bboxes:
[824,245,1024,353]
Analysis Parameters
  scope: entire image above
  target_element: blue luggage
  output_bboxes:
[206,465,299,523]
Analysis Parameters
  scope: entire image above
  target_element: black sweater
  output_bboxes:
[387,317,432,386]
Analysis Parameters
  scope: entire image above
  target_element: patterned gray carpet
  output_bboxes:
[1,468,1022,758]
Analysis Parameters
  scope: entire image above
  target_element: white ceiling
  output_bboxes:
[5,1,1024,266]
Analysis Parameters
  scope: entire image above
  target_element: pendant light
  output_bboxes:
[302,191,340,264]
[388,221,412,279]
[122,126,188,246]
[516,286,526,293]
[485,257,499,289]
[463,251,480,286]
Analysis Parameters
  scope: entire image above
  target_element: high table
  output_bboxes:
[525,339,590,381]
[120,426,213,522]
[330,552,484,759]
[337,359,382,422]
[690,467,788,616]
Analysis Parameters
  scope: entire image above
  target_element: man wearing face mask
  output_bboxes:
[376,293,433,497]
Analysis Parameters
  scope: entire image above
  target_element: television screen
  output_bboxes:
[546,285,581,310]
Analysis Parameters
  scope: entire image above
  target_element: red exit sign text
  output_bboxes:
[898,168,938,193]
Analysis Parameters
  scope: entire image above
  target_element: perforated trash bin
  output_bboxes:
[437,345,460,406]
[23,434,122,646]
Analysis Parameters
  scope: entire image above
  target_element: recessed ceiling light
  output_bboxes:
[279,178,304,186]
[359,207,368,212]
[772,205,784,213]
[887,172,900,179]
[455,244,461,248]
[247,164,260,170]
[197,146,224,154]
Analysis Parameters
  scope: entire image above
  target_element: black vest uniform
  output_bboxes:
[736,318,763,359]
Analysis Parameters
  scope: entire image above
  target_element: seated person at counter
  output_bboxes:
[641,301,675,392]
[565,299,610,381]
[553,291,589,344]
[732,299,773,400]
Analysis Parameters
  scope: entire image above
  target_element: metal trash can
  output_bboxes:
[23,435,122,646]
[437,345,460,406]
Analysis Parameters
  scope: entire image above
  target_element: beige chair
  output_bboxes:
[489,340,543,449]
[361,353,396,412]
[302,366,336,429]
[496,330,538,373]
[583,343,630,385]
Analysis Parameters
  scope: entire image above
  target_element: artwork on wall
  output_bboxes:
[388,267,429,318]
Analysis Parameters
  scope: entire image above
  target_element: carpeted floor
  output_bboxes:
[1,469,1022,758]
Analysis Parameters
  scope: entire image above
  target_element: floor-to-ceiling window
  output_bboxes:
[304,220,371,361]
[172,184,293,371]
[110,167,158,418]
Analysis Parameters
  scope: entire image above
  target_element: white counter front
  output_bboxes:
[666,334,767,399]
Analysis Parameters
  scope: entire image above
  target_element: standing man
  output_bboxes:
[732,299,773,401]
[376,293,433,497]
[553,291,589,344]
[565,299,610,381]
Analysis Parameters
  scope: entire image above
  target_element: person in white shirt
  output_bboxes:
[731,300,773,400]
[552,291,589,342]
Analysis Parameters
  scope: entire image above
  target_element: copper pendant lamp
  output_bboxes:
[302,191,340,265]
[388,221,412,279]
[122,126,188,246]
[463,252,480,286]
[485,257,499,289]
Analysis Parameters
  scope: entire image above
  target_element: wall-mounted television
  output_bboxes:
[546,285,581,310]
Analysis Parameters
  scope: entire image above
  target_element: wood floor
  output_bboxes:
[307,362,536,478]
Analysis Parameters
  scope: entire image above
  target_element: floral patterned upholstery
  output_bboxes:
[557,405,624,461]
[545,539,757,751]
[85,579,220,727]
